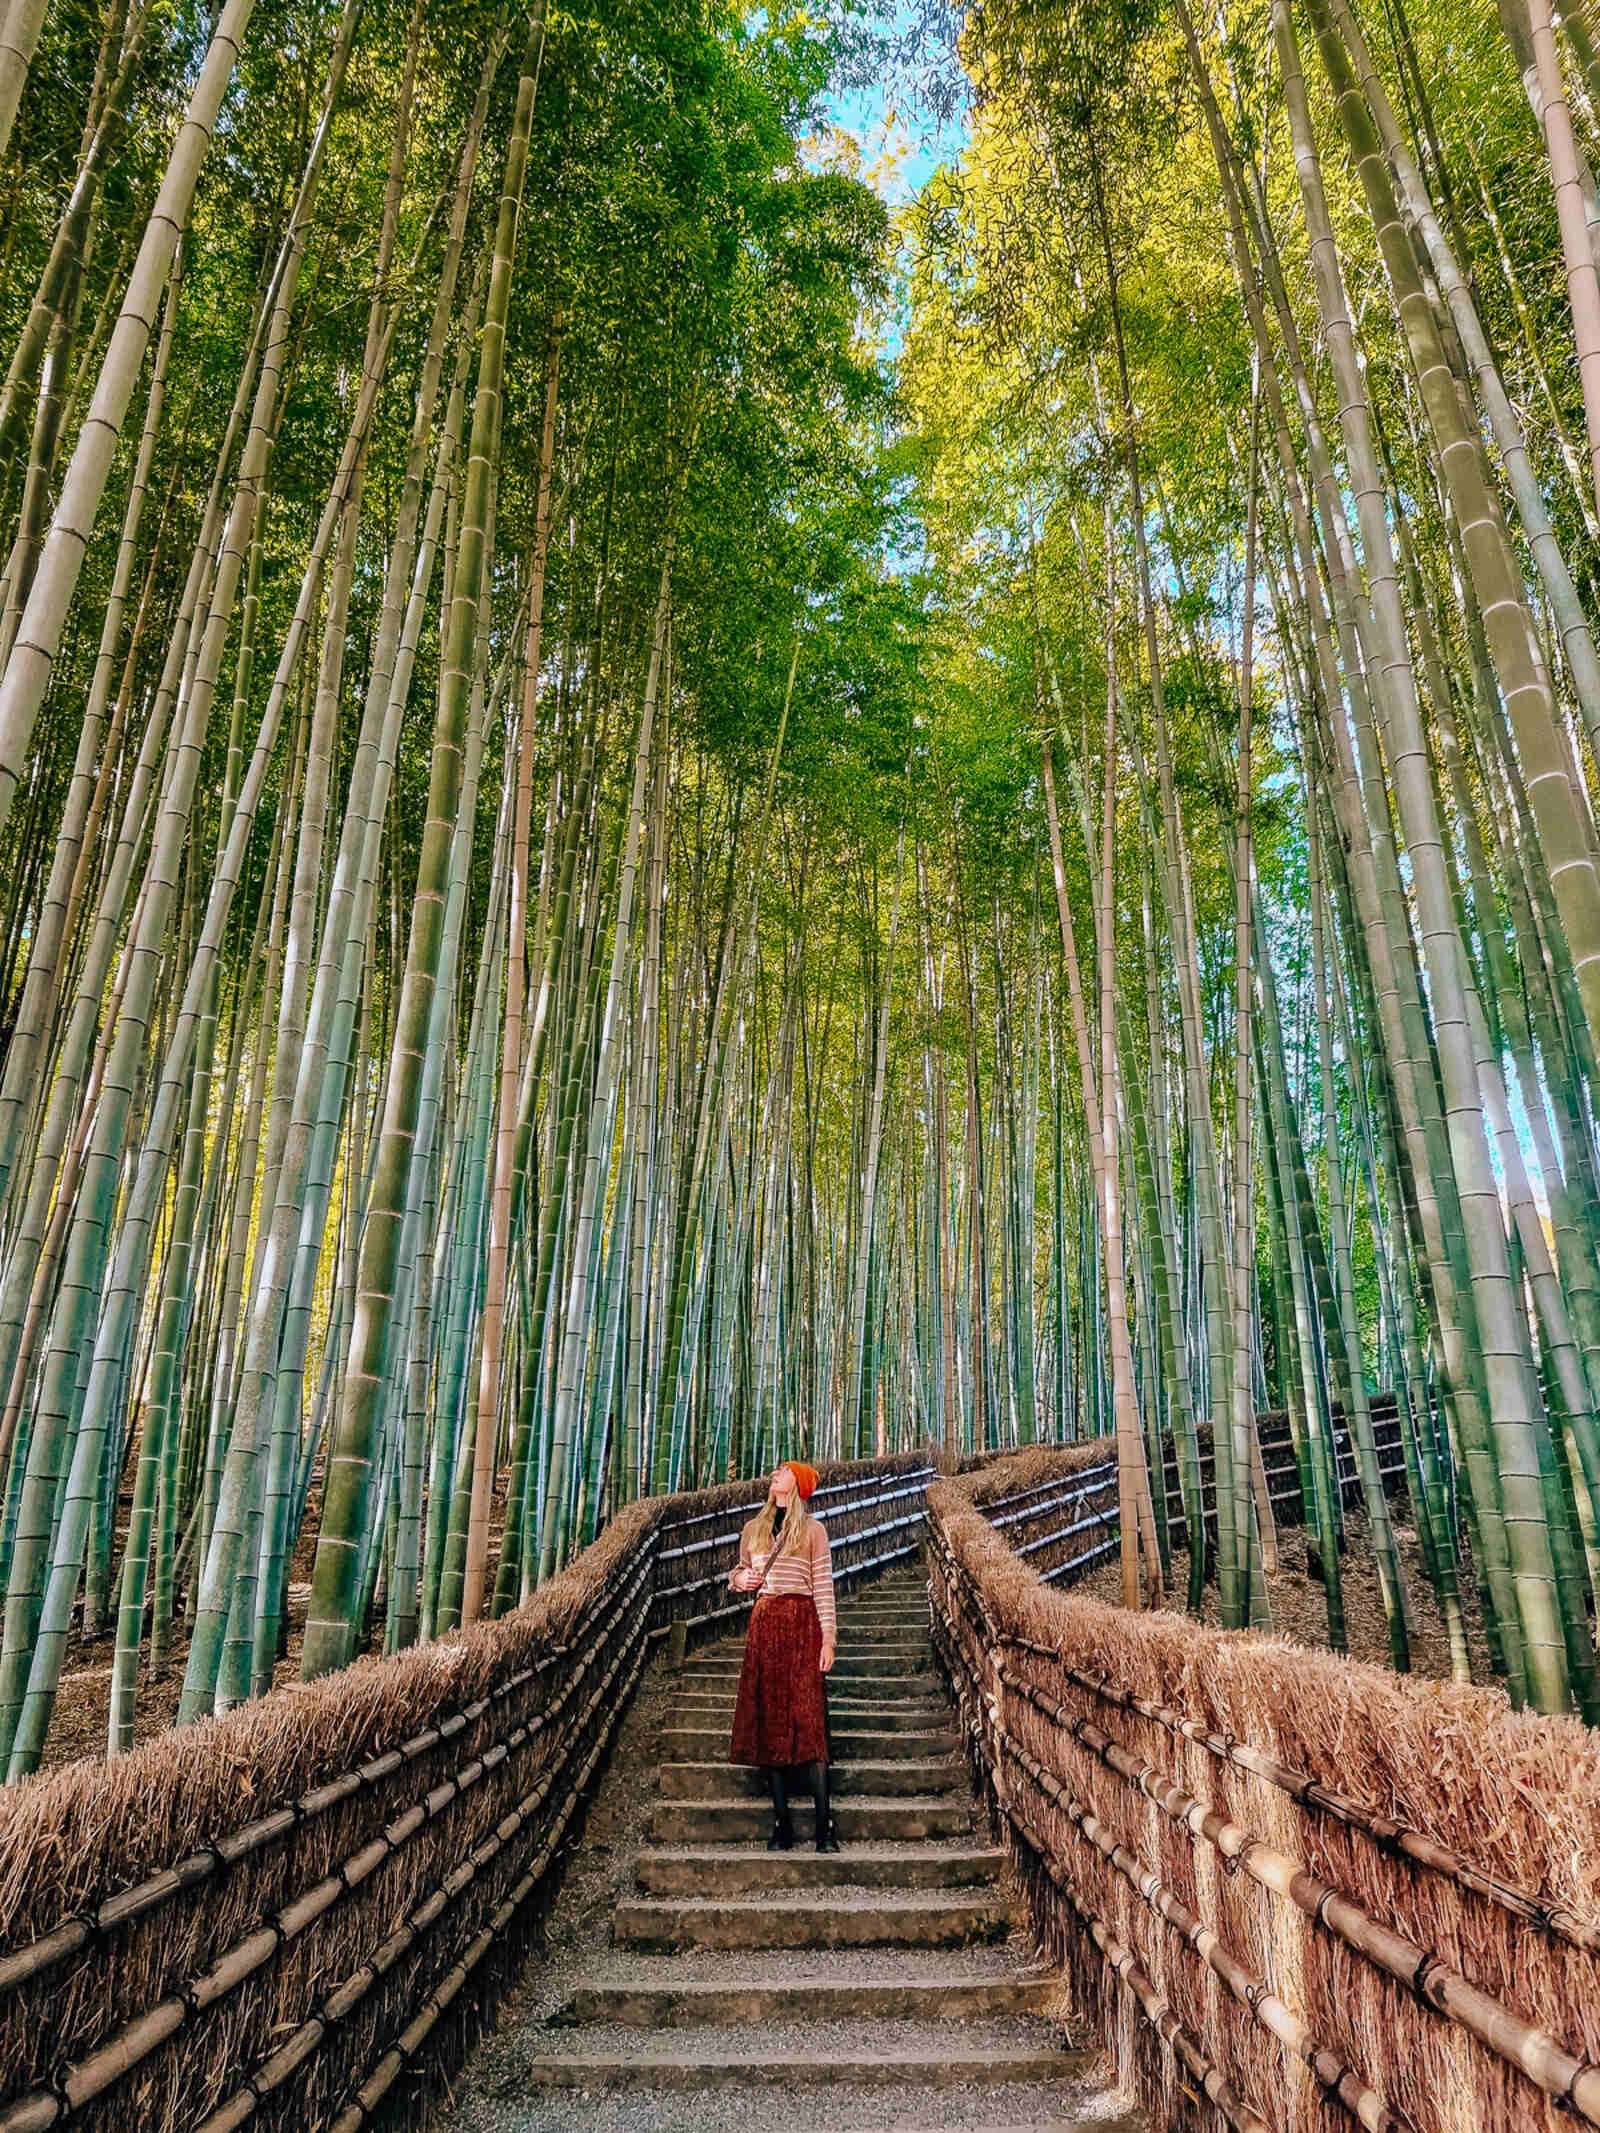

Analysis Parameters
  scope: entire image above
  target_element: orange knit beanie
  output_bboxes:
[783,1460,819,1501]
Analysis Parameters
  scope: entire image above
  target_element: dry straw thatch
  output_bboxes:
[0,1448,932,2133]
[928,1452,1600,2133]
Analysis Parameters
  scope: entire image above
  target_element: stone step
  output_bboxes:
[824,2115,1142,2133]
[559,1972,1054,2025]
[634,1845,1003,1896]
[834,1617,931,1632]
[661,1758,962,1800]
[613,1890,1014,1952]
[651,1796,974,1845]
[662,1724,959,1760]
[682,1672,936,1700]
[517,2037,1074,2093]
[838,1639,930,1653]
[683,1655,934,1683]
[468,2078,1139,2132]
[690,1649,931,1670]
[824,1705,951,1731]
[671,1693,953,1730]
[702,1627,929,1652]
[686,1636,925,1658]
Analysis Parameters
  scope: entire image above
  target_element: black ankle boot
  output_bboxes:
[806,1758,839,1852]
[765,1766,794,1850]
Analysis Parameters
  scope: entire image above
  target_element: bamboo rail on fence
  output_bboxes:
[0,1449,935,2133]
[926,1444,1600,2133]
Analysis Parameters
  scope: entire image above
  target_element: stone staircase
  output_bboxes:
[487,1561,1141,2132]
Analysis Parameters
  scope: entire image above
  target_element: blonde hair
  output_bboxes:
[748,1483,813,1562]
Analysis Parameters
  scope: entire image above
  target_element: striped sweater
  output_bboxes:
[731,1515,837,1647]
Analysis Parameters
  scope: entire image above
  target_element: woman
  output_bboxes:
[727,1459,839,1852]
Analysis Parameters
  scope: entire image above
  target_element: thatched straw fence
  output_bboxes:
[928,1445,1600,2133]
[0,1449,932,2133]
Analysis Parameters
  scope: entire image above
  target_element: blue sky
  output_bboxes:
[814,0,969,207]
[822,79,960,207]
[815,19,969,368]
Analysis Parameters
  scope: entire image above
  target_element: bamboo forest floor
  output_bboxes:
[43,1586,312,1769]
[40,1474,519,1770]
[1076,1513,1496,1684]
[40,1507,322,1769]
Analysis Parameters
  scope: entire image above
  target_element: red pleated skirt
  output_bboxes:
[728,1593,829,1766]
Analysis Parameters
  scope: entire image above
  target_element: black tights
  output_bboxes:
[765,1759,830,1841]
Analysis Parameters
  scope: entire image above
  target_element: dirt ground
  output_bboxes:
[42,1581,312,1768]
[37,1482,507,1772]
[1076,1508,1497,1684]
[39,1506,321,1771]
